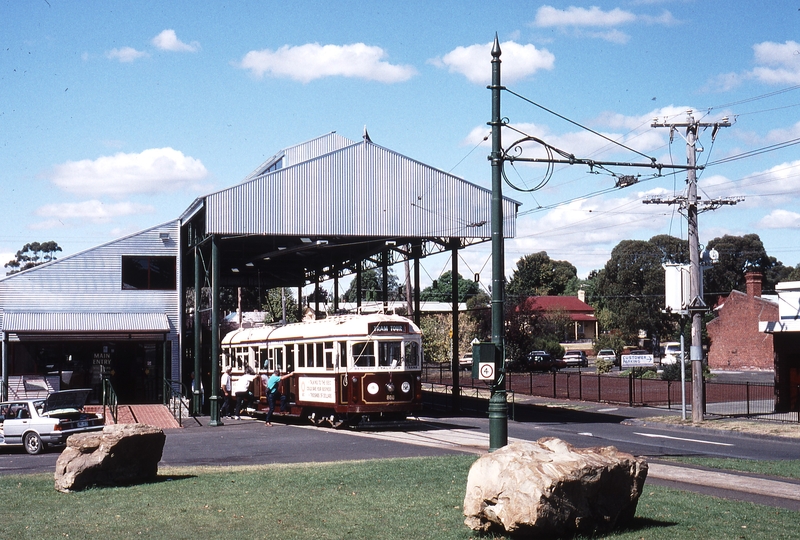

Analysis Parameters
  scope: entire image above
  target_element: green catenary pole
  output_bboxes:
[488,34,508,451]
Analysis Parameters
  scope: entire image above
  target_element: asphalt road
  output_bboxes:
[2,397,798,509]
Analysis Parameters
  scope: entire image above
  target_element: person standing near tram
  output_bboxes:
[265,369,292,426]
[219,366,233,418]
[232,366,257,420]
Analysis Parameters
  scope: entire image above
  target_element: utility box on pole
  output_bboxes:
[664,263,691,315]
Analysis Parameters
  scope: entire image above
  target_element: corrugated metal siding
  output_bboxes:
[205,140,517,239]
[2,312,170,332]
[0,221,181,378]
[281,132,356,168]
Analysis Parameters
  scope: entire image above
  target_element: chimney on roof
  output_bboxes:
[745,271,763,298]
[577,289,586,303]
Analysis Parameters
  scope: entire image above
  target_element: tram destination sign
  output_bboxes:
[621,353,655,368]
[368,322,408,334]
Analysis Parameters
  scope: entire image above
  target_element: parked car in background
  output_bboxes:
[661,342,685,365]
[528,352,567,372]
[459,353,473,371]
[0,389,104,454]
[507,351,566,372]
[596,349,618,366]
[562,350,589,367]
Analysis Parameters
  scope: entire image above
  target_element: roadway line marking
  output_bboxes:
[634,432,734,447]
[596,408,618,412]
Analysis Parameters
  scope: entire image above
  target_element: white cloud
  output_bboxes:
[433,41,554,85]
[757,209,800,229]
[708,40,800,90]
[106,47,149,63]
[508,191,673,276]
[238,43,416,83]
[532,6,676,43]
[534,5,637,27]
[50,148,209,197]
[152,29,200,52]
[34,200,154,224]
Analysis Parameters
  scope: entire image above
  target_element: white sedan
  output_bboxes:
[0,389,104,454]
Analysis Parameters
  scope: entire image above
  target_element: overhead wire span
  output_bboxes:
[503,87,657,163]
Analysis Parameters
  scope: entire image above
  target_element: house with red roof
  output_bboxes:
[517,292,598,342]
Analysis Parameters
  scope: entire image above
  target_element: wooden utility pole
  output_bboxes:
[648,112,736,423]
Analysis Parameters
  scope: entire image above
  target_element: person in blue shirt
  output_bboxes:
[265,369,292,426]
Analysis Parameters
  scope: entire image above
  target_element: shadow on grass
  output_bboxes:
[469,517,679,539]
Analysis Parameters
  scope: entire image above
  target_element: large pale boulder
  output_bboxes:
[464,438,648,537]
[54,423,166,493]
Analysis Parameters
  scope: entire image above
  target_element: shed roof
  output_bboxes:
[201,133,517,238]
[181,132,520,289]
[1,312,170,333]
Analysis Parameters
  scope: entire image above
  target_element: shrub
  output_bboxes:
[595,358,614,374]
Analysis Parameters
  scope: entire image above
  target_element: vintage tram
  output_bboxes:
[221,311,423,427]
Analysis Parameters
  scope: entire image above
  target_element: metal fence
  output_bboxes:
[421,364,798,423]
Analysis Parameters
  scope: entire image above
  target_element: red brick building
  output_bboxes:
[706,272,777,370]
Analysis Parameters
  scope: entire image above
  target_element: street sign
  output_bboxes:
[478,362,495,381]
[621,354,654,368]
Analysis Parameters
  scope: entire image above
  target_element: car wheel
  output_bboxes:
[24,432,45,455]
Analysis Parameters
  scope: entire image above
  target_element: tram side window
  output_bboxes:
[305,343,314,369]
[339,342,347,368]
[286,344,296,372]
[315,343,324,368]
[405,341,420,368]
[378,341,402,368]
[325,341,334,370]
[298,344,305,368]
[273,347,283,371]
[352,342,375,367]
[259,348,268,370]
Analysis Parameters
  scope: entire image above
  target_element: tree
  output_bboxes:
[703,234,775,302]
[418,313,480,363]
[341,268,401,302]
[593,236,685,344]
[420,271,481,303]
[4,241,63,274]
[506,251,578,300]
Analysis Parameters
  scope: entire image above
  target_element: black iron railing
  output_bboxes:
[101,377,118,424]
[421,364,794,422]
[164,378,188,427]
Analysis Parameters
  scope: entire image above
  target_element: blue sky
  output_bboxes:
[2,1,800,294]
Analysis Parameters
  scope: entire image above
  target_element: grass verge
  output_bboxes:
[1,455,798,539]
[661,456,800,480]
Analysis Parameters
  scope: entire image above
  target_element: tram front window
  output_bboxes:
[378,341,402,368]
[404,341,420,368]
[352,342,375,367]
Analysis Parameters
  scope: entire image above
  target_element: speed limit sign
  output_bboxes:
[478,362,495,381]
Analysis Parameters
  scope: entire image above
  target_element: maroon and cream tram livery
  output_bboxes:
[221,312,423,426]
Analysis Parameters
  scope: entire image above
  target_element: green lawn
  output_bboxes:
[1,455,798,539]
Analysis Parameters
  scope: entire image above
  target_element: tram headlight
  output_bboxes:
[385,383,395,393]
[401,381,411,393]
[367,382,380,395]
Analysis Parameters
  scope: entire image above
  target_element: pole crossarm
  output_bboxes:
[643,195,745,213]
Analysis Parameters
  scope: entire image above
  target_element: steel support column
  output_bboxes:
[193,246,202,416]
[209,235,222,426]
[451,238,460,412]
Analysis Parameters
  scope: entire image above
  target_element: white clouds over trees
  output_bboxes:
[238,43,416,83]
